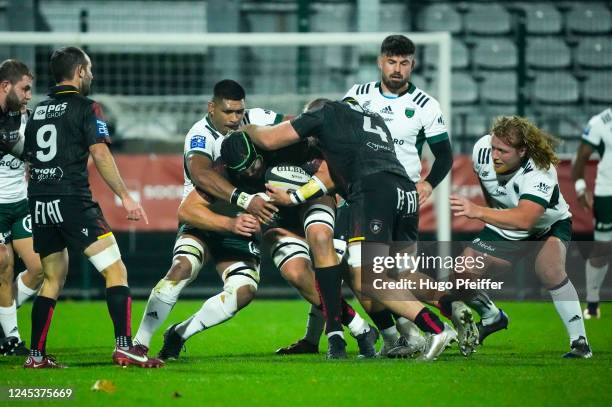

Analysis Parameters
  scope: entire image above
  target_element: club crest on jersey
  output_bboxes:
[404,108,415,118]
[370,219,383,234]
[33,105,48,120]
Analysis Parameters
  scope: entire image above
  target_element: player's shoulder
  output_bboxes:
[243,107,281,126]
[473,134,492,153]
[186,115,221,140]
[588,108,612,129]
[348,81,378,97]
[409,82,440,111]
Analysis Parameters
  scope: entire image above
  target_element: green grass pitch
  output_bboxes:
[2,300,611,406]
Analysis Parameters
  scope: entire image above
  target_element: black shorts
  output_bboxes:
[347,172,419,244]
[178,223,260,262]
[28,196,111,258]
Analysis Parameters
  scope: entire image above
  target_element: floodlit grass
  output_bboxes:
[3,300,611,406]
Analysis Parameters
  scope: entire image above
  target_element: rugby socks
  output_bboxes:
[16,271,38,308]
[465,289,501,326]
[369,309,398,345]
[585,261,608,304]
[0,301,20,341]
[313,264,344,337]
[175,292,233,340]
[30,296,56,357]
[134,288,175,348]
[395,316,423,339]
[414,307,444,334]
[303,304,325,346]
[344,305,370,337]
[106,285,133,349]
[549,278,587,344]
[436,294,456,319]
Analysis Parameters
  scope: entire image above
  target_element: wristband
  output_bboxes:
[289,190,305,205]
[574,179,586,196]
[230,188,255,210]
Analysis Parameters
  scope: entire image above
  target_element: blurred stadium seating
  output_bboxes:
[1,0,609,153]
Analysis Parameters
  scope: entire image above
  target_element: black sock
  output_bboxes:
[340,299,357,326]
[437,294,456,319]
[314,264,344,334]
[106,285,133,348]
[30,296,56,356]
[368,309,395,331]
[414,307,444,334]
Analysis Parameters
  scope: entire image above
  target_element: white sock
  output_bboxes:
[134,291,175,348]
[304,304,325,345]
[549,279,587,344]
[326,331,344,339]
[0,301,20,341]
[175,292,234,340]
[395,316,421,338]
[585,261,608,303]
[16,271,38,308]
[347,313,370,337]
[381,326,399,345]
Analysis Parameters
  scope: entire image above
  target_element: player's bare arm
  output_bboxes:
[178,189,260,237]
[187,152,277,223]
[243,121,301,151]
[89,142,148,224]
[450,194,544,230]
[571,142,594,210]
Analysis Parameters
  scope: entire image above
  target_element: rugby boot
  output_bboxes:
[418,323,457,361]
[563,336,593,359]
[326,334,347,360]
[275,338,319,355]
[355,326,379,359]
[23,354,66,369]
[451,301,479,356]
[476,309,509,344]
[158,324,185,361]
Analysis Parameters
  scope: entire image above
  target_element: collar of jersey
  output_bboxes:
[49,85,79,96]
[205,114,224,136]
[376,81,416,99]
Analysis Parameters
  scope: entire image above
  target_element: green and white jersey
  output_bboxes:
[581,107,612,197]
[0,112,28,204]
[473,135,571,240]
[182,108,282,201]
[343,81,448,183]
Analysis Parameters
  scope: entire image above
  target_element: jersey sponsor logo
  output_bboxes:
[396,188,418,214]
[366,141,393,152]
[481,170,490,177]
[0,155,23,170]
[404,108,415,118]
[393,138,405,146]
[190,135,206,149]
[34,102,68,120]
[535,182,551,194]
[362,101,371,111]
[30,166,64,183]
[370,219,383,234]
[33,199,64,225]
[96,119,110,138]
[0,231,10,244]
[22,215,31,233]
[472,237,496,253]
[380,105,393,115]
[81,228,89,236]
[437,115,445,125]
[33,105,48,120]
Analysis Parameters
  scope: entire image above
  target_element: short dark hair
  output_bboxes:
[0,59,33,84]
[304,98,331,112]
[213,79,245,102]
[380,35,415,57]
[50,46,88,83]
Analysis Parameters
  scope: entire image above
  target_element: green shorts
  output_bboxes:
[593,196,612,241]
[178,223,260,262]
[0,198,32,245]
[469,217,572,262]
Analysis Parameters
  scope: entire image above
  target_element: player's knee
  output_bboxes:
[537,266,566,287]
[222,262,260,313]
[280,260,311,288]
[306,224,334,252]
[165,256,195,281]
[589,256,609,268]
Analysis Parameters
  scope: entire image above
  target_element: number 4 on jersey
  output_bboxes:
[363,116,390,143]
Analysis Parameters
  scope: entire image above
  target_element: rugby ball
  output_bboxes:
[265,165,311,191]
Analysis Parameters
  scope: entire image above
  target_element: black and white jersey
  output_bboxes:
[24,85,111,198]
[290,100,409,198]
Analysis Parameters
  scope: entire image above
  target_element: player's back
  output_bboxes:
[310,100,408,195]
[24,85,110,198]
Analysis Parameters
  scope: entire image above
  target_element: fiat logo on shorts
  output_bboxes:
[370,219,383,234]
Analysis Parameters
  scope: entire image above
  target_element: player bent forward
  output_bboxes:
[448,116,592,358]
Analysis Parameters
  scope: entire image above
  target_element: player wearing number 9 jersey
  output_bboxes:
[22,46,162,368]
